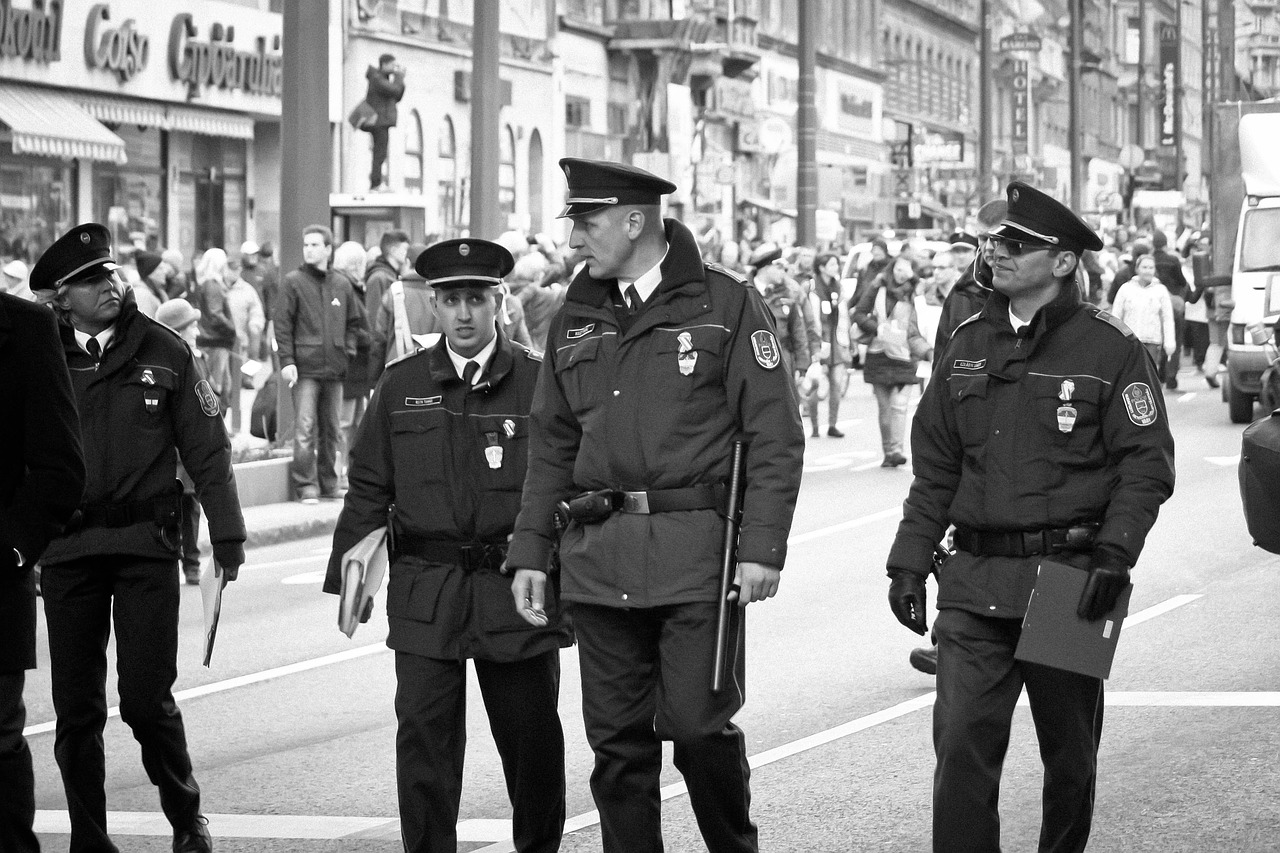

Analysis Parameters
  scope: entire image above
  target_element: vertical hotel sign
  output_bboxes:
[1011,60,1029,154]
[1158,23,1179,148]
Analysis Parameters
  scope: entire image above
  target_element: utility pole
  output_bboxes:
[1219,0,1236,102]
[796,0,817,246]
[1137,0,1146,151]
[977,0,993,203]
[471,1,501,239]
[1069,0,1084,209]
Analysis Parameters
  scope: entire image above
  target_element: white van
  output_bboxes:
[1225,112,1280,423]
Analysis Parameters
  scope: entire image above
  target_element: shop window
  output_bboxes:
[0,143,74,264]
[405,110,424,194]
[438,116,458,235]
[499,125,516,222]
[93,125,164,253]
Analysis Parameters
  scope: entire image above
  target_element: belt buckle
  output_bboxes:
[621,491,649,514]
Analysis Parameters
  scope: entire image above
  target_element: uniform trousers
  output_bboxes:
[0,671,39,853]
[42,555,201,853]
[393,649,565,853]
[933,608,1104,853]
[570,601,756,853]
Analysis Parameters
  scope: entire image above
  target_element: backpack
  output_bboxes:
[1240,408,1280,554]
[250,373,279,442]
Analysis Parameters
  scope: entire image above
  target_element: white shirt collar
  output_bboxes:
[445,333,499,385]
[74,326,115,355]
[1008,306,1033,333]
[619,244,669,304]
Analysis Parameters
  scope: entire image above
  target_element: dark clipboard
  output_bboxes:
[1015,558,1132,680]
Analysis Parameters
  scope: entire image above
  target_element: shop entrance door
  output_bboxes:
[195,168,226,254]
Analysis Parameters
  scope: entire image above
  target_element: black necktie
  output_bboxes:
[625,285,641,313]
[86,338,101,361]
[462,360,479,386]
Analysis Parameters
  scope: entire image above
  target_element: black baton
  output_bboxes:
[712,441,747,694]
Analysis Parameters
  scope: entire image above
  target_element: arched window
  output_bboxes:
[405,110,424,194]
[438,116,458,234]
[499,125,516,223]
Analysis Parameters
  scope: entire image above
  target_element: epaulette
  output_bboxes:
[385,348,426,369]
[952,311,984,335]
[706,262,746,285]
[1091,308,1137,340]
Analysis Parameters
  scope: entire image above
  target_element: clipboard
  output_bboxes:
[1015,558,1132,680]
[338,526,389,638]
[198,556,224,667]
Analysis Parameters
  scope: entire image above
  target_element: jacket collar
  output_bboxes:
[425,328,516,391]
[980,276,1082,337]
[564,218,707,309]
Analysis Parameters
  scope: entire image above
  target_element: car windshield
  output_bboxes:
[1240,207,1280,272]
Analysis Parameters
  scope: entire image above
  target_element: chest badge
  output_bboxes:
[677,330,697,376]
[1056,378,1077,433]
[503,419,516,438]
[141,368,156,385]
[484,432,504,469]
[331,297,341,307]
[143,389,161,414]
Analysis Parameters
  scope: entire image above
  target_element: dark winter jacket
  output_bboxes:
[365,65,405,127]
[274,263,363,381]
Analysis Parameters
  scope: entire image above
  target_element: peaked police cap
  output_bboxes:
[989,181,1103,254]
[29,223,120,293]
[415,238,514,288]
[557,158,677,218]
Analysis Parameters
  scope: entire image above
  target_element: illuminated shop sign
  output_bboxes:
[0,0,63,63]
[168,12,282,98]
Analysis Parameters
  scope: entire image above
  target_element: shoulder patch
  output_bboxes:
[750,329,781,369]
[706,262,747,285]
[194,379,220,417]
[1092,308,1137,339]
[1122,382,1160,426]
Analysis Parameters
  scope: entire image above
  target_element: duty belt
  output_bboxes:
[561,483,726,524]
[69,484,182,532]
[953,524,1099,558]
[391,532,507,572]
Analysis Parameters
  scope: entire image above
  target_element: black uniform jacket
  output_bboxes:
[0,295,85,671]
[324,332,571,663]
[888,283,1176,618]
[507,218,806,609]
[42,298,245,566]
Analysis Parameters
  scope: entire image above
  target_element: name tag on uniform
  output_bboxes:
[405,396,442,407]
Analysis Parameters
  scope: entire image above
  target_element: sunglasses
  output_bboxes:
[987,235,1057,257]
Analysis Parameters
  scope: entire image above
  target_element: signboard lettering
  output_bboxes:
[1011,60,1029,153]
[0,0,62,63]
[1158,23,1178,149]
[169,12,282,98]
[85,4,148,81]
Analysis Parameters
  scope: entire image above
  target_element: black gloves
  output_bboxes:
[1077,548,1131,621]
[888,569,928,635]
[212,542,245,584]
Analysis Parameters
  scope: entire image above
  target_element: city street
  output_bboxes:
[24,366,1280,853]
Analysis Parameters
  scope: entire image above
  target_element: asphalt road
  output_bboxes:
[25,364,1280,853]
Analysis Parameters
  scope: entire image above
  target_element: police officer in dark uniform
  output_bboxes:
[508,159,805,853]
[30,224,246,853]
[747,242,811,376]
[885,183,1176,853]
[324,238,570,853]
[0,290,85,853]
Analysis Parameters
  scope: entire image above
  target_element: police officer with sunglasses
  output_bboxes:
[885,182,1175,852]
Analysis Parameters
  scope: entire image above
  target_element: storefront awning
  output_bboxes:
[739,196,798,218]
[75,96,257,141]
[0,84,127,164]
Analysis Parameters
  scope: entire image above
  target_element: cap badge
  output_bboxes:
[459,243,470,257]
[1011,188,1020,203]
[80,232,90,244]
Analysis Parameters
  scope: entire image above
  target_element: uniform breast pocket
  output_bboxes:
[476,414,529,492]
[948,373,991,449]
[127,366,177,433]
[654,327,726,397]
[554,335,606,416]
[389,413,448,482]
[1030,375,1104,455]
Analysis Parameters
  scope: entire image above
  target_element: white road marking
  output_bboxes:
[787,506,903,545]
[1206,454,1241,466]
[282,569,327,585]
[30,592,1237,844]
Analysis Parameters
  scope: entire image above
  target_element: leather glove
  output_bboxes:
[212,542,245,585]
[887,569,928,635]
[1077,548,1131,621]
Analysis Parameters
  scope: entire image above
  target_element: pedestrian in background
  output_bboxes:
[256,240,280,346]
[363,53,405,191]
[274,225,364,504]
[31,224,247,853]
[1150,230,1189,390]
[807,251,853,438]
[161,248,189,300]
[364,229,411,342]
[509,158,805,853]
[1111,255,1176,375]
[131,251,170,319]
[331,240,373,491]
[507,250,565,353]
[226,250,267,433]
[0,289,85,853]
[748,242,811,376]
[853,255,932,467]
[237,241,271,360]
[326,238,570,853]
[371,243,438,373]
[193,248,238,419]
[885,183,1175,853]
[1,259,34,300]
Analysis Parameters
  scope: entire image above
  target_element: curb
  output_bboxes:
[244,515,339,550]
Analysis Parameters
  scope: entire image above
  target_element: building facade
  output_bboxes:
[0,0,285,267]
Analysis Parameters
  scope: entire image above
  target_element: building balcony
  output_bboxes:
[396,11,550,64]
[564,128,628,162]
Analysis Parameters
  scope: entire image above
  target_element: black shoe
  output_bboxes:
[909,645,938,675]
[183,565,201,586]
[882,452,908,468]
[827,426,845,438]
[174,815,212,853]
[1206,372,1220,389]
[1165,377,1178,390]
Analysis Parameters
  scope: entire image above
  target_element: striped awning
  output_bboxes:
[0,84,127,164]
[76,95,256,141]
